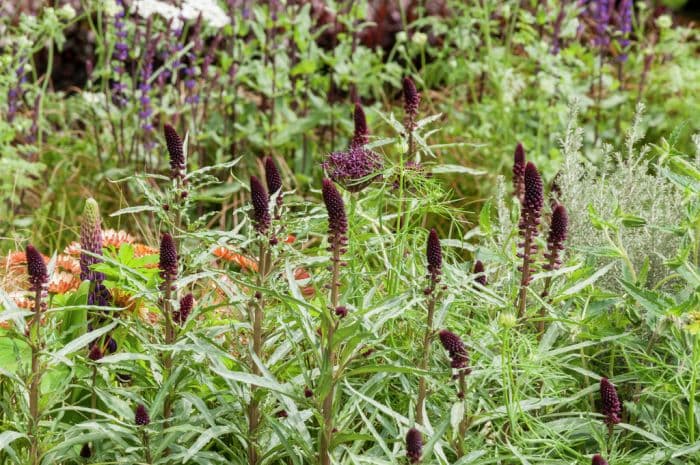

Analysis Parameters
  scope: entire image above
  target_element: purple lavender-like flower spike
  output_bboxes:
[406,428,423,464]
[474,260,487,286]
[523,162,544,215]
[26,245,48,292]
[350,103,369,148]
[134,404,150,426]
[322,179,348,254]
[164,124,185,179]
[426,229,442,279]
[592,455,609,465]
[322,147,383,193]
[264,156,283,209]
[544,205,568,270]
[403,77,420,128]
[173,293,194,325]
[250,176,271,235]
[111,0,128,107]
[159,233,178,282]
[438,329,470,371]
[80,198,104,283]
[617,0,632,62]
[594,0,612,48]
[600,377,622,425]
[513,143,526,202]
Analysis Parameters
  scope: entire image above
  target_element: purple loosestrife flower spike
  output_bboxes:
[474,260,487,286]
[426,229,442,278]
[26,245,48,292]
[322,179,348,244]
[438,329,470,371]
[134,404,150,426]
[159,233,178,282]
[544,205,568,270]
[405,428,422,464]
[164,124,185,179]
[600,377,622,425]
[174,293,194,325]
[250,176,271,235]
[513,143,526,201]
[403,77,420,127]
[350,103,369,148]
[592,455,609,465]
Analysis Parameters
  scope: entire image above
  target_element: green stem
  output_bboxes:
[29,288,43,465]
[416,282,437,425]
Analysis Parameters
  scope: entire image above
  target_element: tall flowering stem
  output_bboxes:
[517,162,543,319]
[247,175,273,465]
[159,233,178,433]
[539,204,568,332]
[416,229,442,425]
[438,329,472,456]
[319,179,348,465]
[26,244,48,465]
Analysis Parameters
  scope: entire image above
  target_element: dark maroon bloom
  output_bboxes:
[513,143,526,201]
[334,306,348,318]
[164,124,185,178]
[250,175,271,234]
[350,103,369,148]
[322,179,348,252]
[592,455,609,465]
[406,428,422,464]
[105,336,117,354]
[80,443,92,458]
[544,205,568,270]
[88,344,103,361]
[264,156,283,202]
[174,293,194,325]
[134,404,150,426]
[600,377,622,425]
[304,387,313,398]
[438,329,470,370]
[523,162,544,215]
[426,229,442,278]
[403,77,420,126]
[473,260,486,286]
[26,245,48,291]
[322,147,383,193]
[159,233,178,282]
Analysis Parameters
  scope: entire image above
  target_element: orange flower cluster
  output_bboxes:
[212,246,259,272]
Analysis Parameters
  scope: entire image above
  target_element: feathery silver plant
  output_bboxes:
[558,102,684,289]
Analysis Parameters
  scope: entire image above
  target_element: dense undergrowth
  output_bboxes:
[1,1,700,465]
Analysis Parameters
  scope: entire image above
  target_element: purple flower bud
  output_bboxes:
[406,428,422,464]
[105,336,117,354]
[250,176,271,235]
[600,377,622,425]
[426,229,442,278]
[164,124,185,178]
[264,156,283,201]
[322,179,348,249]
[523,162,544,215]
[513,143,526,200]
[159,233,178,282]
[88,344,103,361]
[438,329,470,370]
[473,260,486,286]
[26,245,48,291]
[403,77,420,125]
[592,455,609,465]
[304,387,313,398]
[174,293,194,325]
[80,443,92,458]
[350,103,369,148]
[545,205,568,264]
[134,404,150,426]
[335,306,348,318]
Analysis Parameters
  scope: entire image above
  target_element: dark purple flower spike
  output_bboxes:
[26,245,48,292]
[350,103,369,148]
[403,77,420,129]
[406,428,422,464]
[513,143,526,202]
[173,293,194,325]
[600,377,622,426]
[544,205,568,271]
[264,157,283,209]
[159,233,178,282]
[517,162,544,318]
[134,404,150,426]
[426,228,442,280]
[250,175,271,235]
[592,455,609,465]
[322,179,348,255]
[164,124,185,179]
[473,260,486,286]
[438,329,470,371]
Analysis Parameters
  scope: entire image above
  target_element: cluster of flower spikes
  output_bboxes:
[322,102,382,193]
[600,377,622,425]
[405,428,423,464]
[438,329,470,372]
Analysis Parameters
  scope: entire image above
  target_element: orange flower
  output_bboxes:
[56,254,80,274]
[294,268,315,298]
[133,243,158,258]
[63,241,81,256]
[102,229,135,248]
[212,246,259,272]
[285,235,296,244]
[2,251,29,268]
[48,271,80,294]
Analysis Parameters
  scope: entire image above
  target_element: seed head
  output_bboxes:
[159,233,178,282]
[592,455,609,465]
[351,103,369,148]
[250,175,271,235]
[174,293,194,325]
[405,428,422,464]
[473,260,486,286]
[426,228,442,278]
[322,179,348,248]
[523,162,544,214]
[600,377,622,425]
[438,329,470,370]
[264,156,283,201]
[134,403,150,426]
[403,77,420,125]
[164,123,185,178]
[26,245,48,291]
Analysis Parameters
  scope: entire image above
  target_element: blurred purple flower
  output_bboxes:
[617,0,632,62]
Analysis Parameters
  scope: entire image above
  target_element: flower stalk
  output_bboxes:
[159,233,178,433]
[517,162,543,319]
[539,204,568,334]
